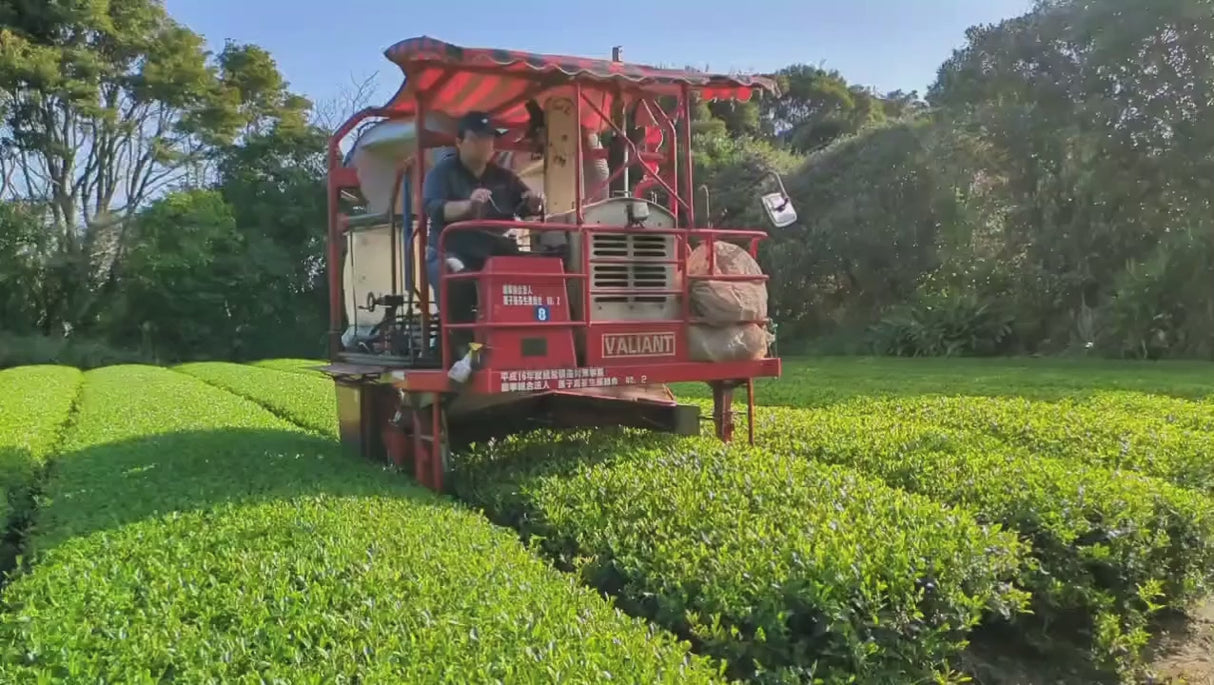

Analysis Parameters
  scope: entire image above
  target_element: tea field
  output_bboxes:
[0,357,1212,683]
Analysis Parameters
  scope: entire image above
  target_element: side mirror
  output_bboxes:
[759,171,797,228]
[761,191,797,228]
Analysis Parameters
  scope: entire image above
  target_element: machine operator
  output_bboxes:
[422,110,545,346]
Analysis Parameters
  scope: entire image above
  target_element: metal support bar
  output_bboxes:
[578,91,691,217]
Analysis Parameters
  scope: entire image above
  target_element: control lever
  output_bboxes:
[359,292,406,311]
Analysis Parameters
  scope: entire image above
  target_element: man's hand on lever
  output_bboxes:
[467,188,493,218]
[469,188,493,205]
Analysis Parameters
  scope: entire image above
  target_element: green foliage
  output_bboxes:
[176,362,337,438]
[693,133,804,228]
[1097,229,1214,360]
[103,190,254,360]
[866,291,1014,357]
[870,395,1214,495]
[0,202,51,335]
[686,0,1214,358]
[918,0,1214,357]
[211,124,330,359]
[0,0,321,362]
[759,118,996,340]
[0,332,150,370]
[757,403,1214,675]
[762,65,890,152]
[452,430,1029,683]
[0,366,81,566]
[0,365,725,683]
[248,358,328,376]
[669,356,1214,409]
[3,356,1210,681]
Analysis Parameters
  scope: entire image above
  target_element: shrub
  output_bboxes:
[860,395,1214,493]
[0,366,723,683]
[452,429,1029,683]
[1080,391,1214,432]
[175,361,337,438]
[756,403,1214,675]
[866,291,1014,357]
[248,358,327,376]
[0,366,82,566]
[0,333,149,370]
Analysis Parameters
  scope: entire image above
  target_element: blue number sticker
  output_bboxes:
[535,305,550,322]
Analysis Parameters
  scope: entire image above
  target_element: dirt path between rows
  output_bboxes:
[1147,599,1214,684]
[960,598,1214,685]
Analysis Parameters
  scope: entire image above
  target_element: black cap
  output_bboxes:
[457,110,504,138]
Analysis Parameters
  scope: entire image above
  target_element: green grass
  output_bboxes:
[0,365,725,683]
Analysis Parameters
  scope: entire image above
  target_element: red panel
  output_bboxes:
[394,359,782,394]
[584,322,686,367]
[478,256,578,371]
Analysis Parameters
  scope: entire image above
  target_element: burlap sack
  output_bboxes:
[686,241,768,326]
[684,241,772,362]
[688,323,772,362]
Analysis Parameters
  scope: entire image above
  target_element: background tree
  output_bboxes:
[0,0,309,339]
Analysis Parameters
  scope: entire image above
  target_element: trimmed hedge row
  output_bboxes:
[1081,390,1214,432]
[452,429,1030,683]
[751,404,1214,674]
[670,358,1214,409]
[176,362,338,438]
[249,358,328,377]
[850,395,1214,493]
[0,366,725,683]
[0,366,82,542]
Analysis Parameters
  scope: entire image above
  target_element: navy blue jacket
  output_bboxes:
[422,154,531,262]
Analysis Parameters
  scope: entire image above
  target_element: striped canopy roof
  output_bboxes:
[381,36,778,130]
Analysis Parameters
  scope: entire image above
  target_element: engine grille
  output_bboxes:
[590,232,675,306]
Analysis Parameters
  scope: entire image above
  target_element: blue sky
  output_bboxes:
[166,0,1033,110]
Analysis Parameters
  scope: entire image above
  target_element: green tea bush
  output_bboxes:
[176,361,337,438]
[452,429,1029,683]
[0,366,723,683]
[857,395,1214,493]
[248,358,327,376]
[0,366,82,548]
[670,357,1214,409]
[1079,390,1214,432]
[755,404,1214,674]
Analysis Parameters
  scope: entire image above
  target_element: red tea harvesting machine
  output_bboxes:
[321,37,798,491]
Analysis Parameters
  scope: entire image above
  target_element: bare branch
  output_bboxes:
[312,70,382,133]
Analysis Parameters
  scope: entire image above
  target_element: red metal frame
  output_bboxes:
[325,38,783,490]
